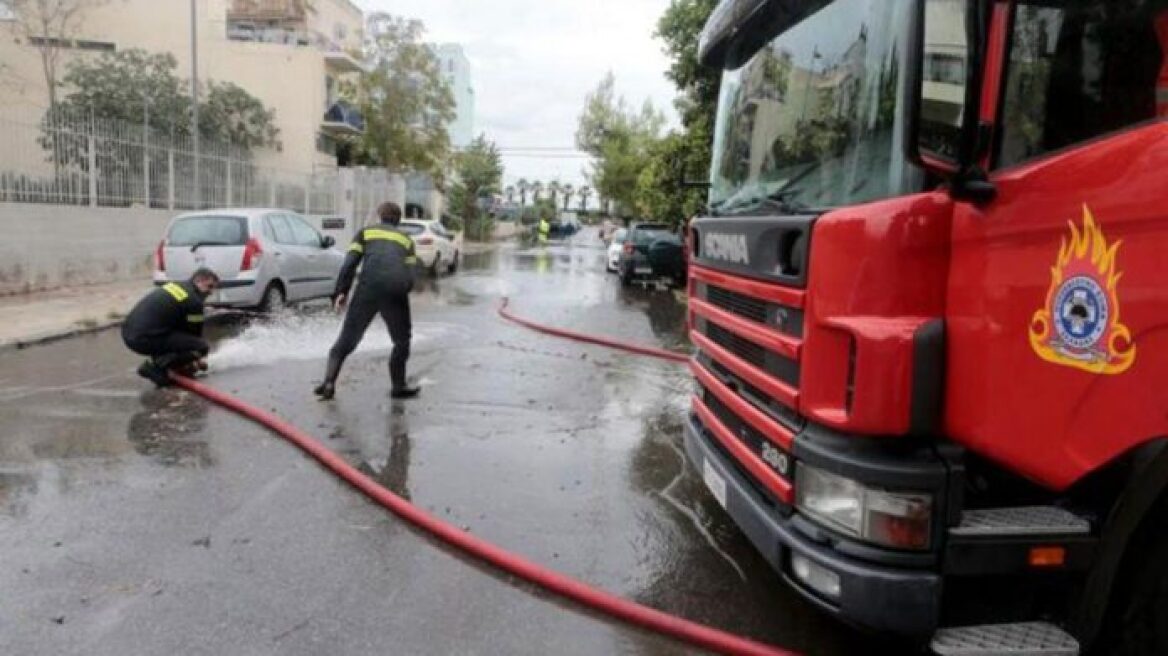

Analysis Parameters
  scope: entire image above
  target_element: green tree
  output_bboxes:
[656,0,721,128]
[47,49,278,147]
[627,0,723,226]
[42,48,279,206]
[575,72,664,215]
[516,178,530,206]
[345,13,455,180]
[577,184,591,211]
[447,134,503,242]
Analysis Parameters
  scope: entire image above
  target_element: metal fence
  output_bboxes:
[0,109,338,214]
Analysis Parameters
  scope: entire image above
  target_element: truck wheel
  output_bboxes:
[259,282,285,313]
[1096,502,1168,655]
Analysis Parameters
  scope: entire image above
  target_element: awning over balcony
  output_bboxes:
[324,50,365,74]
[321,101,365,137]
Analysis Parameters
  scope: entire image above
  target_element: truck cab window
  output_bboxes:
[998,1,1168,168]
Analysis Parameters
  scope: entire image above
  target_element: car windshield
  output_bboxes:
[634,229,671,245]
[167,215,247,246]
[708,0,920,215]
[611,229,628,243]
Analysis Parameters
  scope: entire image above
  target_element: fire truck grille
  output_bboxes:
[700,282,804,338]
[702,387,793,484]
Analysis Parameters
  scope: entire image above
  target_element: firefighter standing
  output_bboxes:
[315,201,420,400]
[538,217,550,245]
[122,268,219,387]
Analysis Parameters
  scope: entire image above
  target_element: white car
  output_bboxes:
[153,208,345,311]
[400,219,462,275]
[606,228,628,273]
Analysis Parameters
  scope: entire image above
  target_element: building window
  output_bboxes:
[75,40,116,52]
[334,23,347,42]
[0,1,15,21]
[28,36,116,51]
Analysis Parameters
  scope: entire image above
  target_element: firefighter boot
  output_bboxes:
[137,359,172,388]
[314,355,343,400]
[389,355,419,399]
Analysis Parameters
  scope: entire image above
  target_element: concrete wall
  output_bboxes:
[0,203,341,296]
[0,203,168,295]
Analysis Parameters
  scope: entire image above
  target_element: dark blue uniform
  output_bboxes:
[325,221,418,391]
[122,281,209,380]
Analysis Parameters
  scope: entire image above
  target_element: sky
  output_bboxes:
[357,0,681,194]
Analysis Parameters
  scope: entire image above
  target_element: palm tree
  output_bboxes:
[578,185,592,211]
[505,185,516,205]
[531,180,544,203]
[548,181,562,211]
[561,184,575,211]
[517,178,530,206]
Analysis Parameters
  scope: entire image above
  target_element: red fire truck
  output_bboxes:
[685,1,1168,653]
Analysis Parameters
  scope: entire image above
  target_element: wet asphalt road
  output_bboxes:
[0,228,909,655]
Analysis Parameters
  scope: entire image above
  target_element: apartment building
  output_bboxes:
[0,0,365,174]
[433,42,474,149]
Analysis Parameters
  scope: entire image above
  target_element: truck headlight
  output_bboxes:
[795,464,932,550]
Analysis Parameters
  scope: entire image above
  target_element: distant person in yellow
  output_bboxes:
[538,217,550,245]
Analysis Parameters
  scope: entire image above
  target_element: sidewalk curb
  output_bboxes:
[0,319,124,353]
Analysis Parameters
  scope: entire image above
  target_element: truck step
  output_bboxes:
[950,506,1090,537]
[931,622,1079,656]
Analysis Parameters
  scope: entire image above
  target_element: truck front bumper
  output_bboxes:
[683,413,942,637]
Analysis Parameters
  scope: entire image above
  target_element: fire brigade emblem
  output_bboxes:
[1029,205,1135,374]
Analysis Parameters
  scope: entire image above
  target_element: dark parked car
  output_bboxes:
[647,232,687,286]
[618,222,672,286]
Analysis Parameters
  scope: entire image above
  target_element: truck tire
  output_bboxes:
[1095,500,1168,655]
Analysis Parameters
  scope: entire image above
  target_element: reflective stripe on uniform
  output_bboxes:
[186,314,205,323]
[348,242,364,254]
[363,228,414,250]
[405,256,417,265]
[163,282,189,302]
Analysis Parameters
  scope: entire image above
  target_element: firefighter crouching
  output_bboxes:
[315,201,420,400]
[122,268,219,387]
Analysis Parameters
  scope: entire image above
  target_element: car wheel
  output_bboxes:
[620,268,633,287]
[428,253,441,278]
[447,250,459,274]
[259,282,286,313]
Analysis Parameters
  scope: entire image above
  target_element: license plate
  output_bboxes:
[635,266,653,275]
[702,458,728,509]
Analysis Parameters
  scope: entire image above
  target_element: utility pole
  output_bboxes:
[190,0,200,208]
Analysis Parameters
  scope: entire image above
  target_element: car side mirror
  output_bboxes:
[321,235,336,248]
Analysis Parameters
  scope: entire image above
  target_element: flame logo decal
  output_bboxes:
[1029,205,1135,374]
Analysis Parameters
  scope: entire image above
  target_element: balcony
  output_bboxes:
[321,101,365,137]
[324,49,365,74]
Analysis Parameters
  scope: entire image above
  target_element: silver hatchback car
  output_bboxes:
[152,208,345,310]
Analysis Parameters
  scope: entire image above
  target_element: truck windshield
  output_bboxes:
[709,0,919,214]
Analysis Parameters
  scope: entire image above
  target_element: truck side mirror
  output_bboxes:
[905,0,990,187]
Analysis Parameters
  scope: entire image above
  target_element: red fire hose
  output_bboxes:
[497,298,690,363]
[172,373,794,655]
